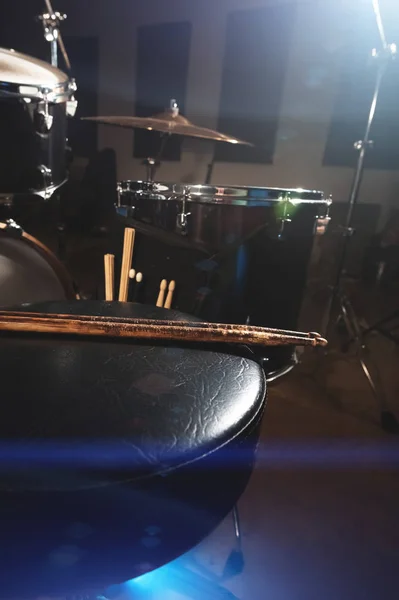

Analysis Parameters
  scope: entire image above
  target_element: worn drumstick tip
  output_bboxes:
[104,254,115,302]
[156,279,168,308]
[164,280,175,310]
[129,269,136,280]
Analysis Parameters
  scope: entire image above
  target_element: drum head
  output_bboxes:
[0,47,68,90]
[0,227,74,307]
[118,180,326,206]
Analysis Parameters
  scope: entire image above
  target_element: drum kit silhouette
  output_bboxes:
[0,0,396,597]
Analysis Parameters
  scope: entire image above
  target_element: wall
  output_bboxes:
[63,0,399,222]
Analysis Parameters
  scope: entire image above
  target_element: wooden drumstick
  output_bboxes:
[164,280,175,310]
[133,272,143,303]
[118,228,135,302]
[104,254,115,301]
[128,269,136,302]
[0,310,328,348]
[156,279,167,307]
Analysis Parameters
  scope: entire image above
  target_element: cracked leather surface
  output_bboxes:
[0,301,266,490]
[0,301,266,596]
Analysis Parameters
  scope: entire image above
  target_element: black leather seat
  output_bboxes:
[0,301,266,598]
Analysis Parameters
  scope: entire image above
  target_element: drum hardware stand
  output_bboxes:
[38,1,71,70]
[322,7,399,433]
[142,99,178,182]
[205,144,217,184]
[360,309,399,346]
[142,134,169,182]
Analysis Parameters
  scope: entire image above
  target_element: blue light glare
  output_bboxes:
[114,555,239,599]
[1,440,399,470]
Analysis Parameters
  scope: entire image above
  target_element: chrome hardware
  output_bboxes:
[276,195,292,238]
[314,216,331,236]
[38,164,52,180]
[176,210,191,233]
[170,98,179,117]
[4,219,23,238]
[354,140,373,151]
[314,194,331,235]
[36,102,53,134]
[38,9,67,68]
[67,79,78,117]
[175,191,191,235]
[38,165,53,198]
[39,11,67,43]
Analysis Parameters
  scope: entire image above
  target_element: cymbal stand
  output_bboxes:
[142,133,170,182]
[323,2,398,433]
[142,99,178,182]
[37,1,71,69]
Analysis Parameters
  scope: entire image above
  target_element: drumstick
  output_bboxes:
[164,280,175,309]
[133,273,143,303]
[128,269,136,302]
[0,310,323,339]
[104,254,115,301]
[156,279,167,307]
[118,228,135,302]
[0,310,328,348]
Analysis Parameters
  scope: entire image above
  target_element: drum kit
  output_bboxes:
[0,2,365,598]
[0,2,332,380]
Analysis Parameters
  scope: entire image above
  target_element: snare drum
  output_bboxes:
[0,48,77,198]
[116,182,331,378]
[0,220,76,307]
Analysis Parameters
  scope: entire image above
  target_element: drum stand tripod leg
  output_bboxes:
[338,291,398,432]
[323,15,399,433]
[222,505,244,579]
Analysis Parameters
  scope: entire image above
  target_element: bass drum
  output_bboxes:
[0,221,76,307]
[0,47,77,199]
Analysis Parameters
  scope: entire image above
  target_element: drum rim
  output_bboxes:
[0,79,74,103]
[0,223,76,300]
[0,47,72,103]
[117,180,329,205]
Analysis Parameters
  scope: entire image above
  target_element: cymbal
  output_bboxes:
[82,108,252,146]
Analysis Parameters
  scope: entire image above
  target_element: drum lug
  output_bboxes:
[176,210,191,234]
[38,165,53,195]
[35,102,53,134]
[67,80,78,117]
[314,216,331,236]
[4,219,23,238]
[176,192,191,235]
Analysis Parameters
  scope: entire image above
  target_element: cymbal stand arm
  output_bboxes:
[143,133,170,182]
[205,143,216,184]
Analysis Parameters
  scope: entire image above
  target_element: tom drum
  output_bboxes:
[116,182,331,378]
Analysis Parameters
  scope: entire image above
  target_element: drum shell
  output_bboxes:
[115,189,330,374]
[0,98,68,196]
[0,222,76,307]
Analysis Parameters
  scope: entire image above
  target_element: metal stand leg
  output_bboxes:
[323,3,398,433]
[332,289,399,433]
[222,505,244,579]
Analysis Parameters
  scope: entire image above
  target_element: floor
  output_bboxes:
[9,218,399,599]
